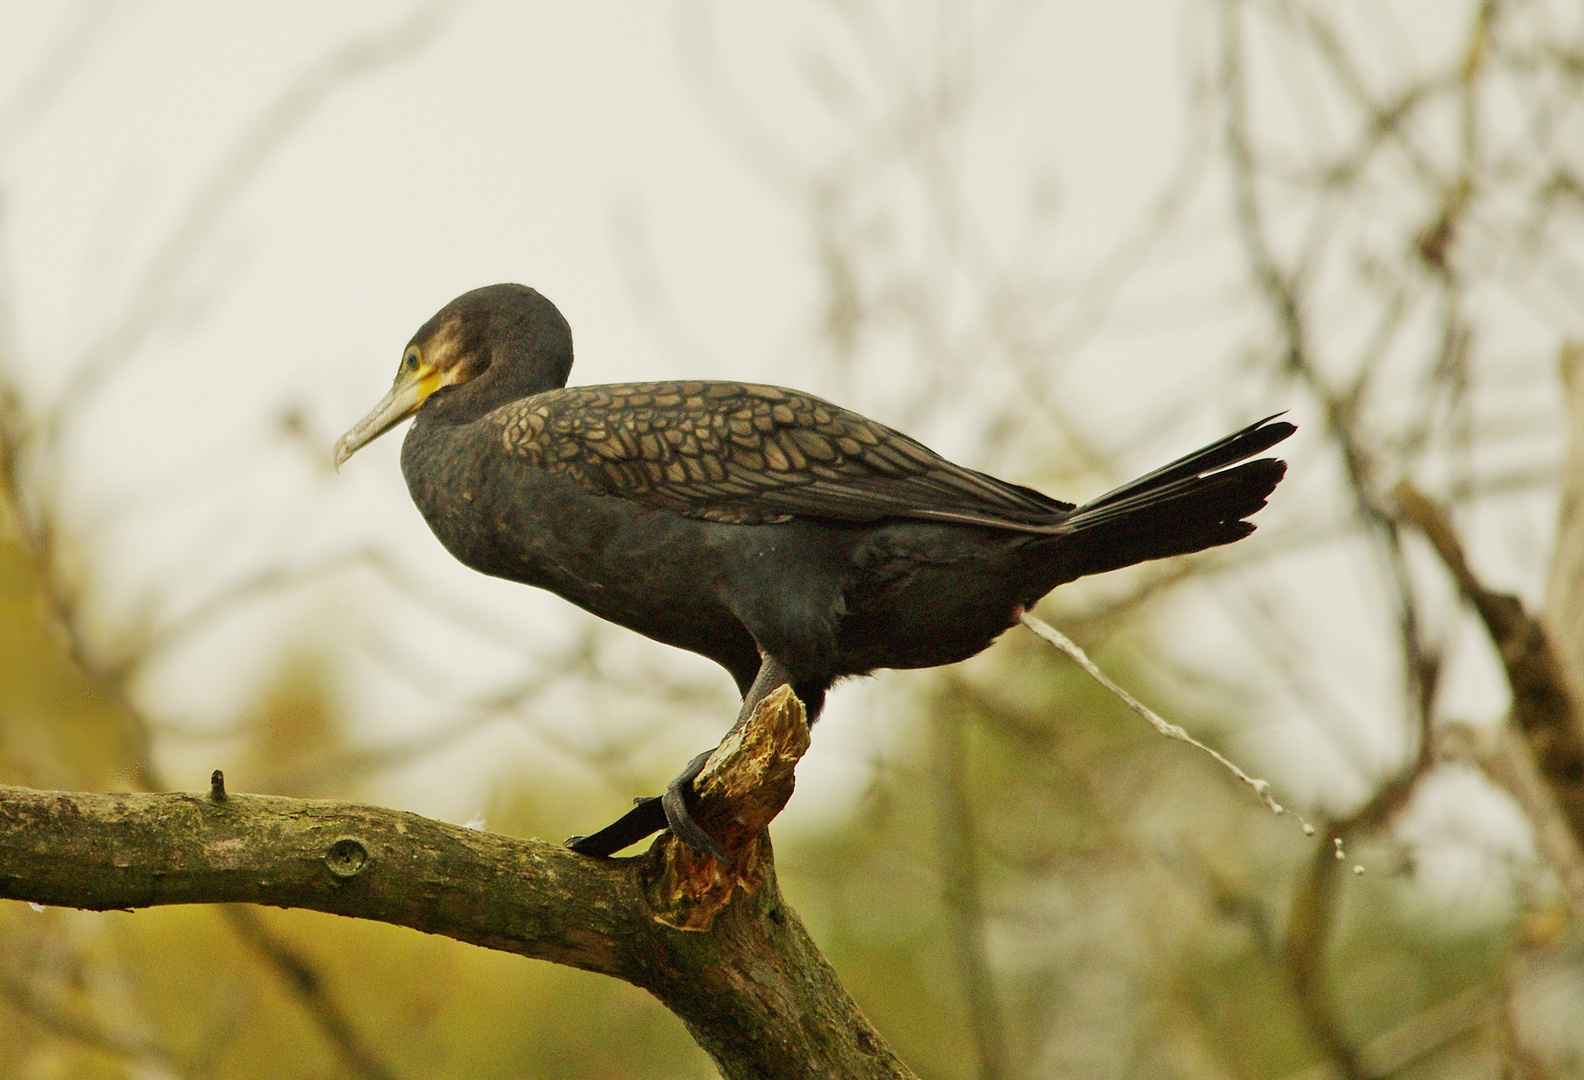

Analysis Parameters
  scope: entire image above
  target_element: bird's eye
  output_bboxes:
[403,351,420,372]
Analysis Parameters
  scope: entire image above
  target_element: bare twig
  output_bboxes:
[42,1,456,443]
[1437,722,1584,921]
[1543,342,1584,703]
[1276,983,1497,1080]
[219,906,400,1080]
[0,964,197,1079]
[1395,479,1584,844]
[0,0,118,149]
[0,12,459,1074]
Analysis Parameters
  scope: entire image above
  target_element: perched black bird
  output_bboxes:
[334,284,1293,858]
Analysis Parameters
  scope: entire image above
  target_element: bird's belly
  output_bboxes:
[408,438,1040,689]
[833,525,1036,675]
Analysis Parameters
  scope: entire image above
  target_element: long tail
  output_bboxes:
[1047,414,1294,583]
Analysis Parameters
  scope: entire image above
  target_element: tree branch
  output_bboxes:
[1436,722,1584,921]
[1543,342,1584,713]
[0,686,917,1080]
[1394,479,1584,846]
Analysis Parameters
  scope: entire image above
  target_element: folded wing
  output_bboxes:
[489,381,1076,529]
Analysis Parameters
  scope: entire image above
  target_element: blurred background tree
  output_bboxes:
[2,1,1583,1077]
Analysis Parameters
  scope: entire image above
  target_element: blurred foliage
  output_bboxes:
[0,522,715,1079]
[0,490,1554,1080]
[776,627,1528,1079]
[0,533,142,792]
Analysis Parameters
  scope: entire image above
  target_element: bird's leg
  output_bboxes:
[565,656,797,860]
[654,655,797,859]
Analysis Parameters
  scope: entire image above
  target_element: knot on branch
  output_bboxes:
[325,837,370,879]
[644,684,810,931]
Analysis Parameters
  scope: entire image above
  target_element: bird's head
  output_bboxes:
[333,283,573,469]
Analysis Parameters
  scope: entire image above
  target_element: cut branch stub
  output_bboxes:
[644,684,810,931]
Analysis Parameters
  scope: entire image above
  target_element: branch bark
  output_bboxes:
[0,686,917,1080]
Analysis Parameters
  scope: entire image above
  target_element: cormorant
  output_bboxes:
[334,284,1293,859]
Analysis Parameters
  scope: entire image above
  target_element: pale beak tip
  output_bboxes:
[332,373,428,474]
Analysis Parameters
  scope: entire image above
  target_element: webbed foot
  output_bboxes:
[564,750,726,860]
[564,794,667,857]
[658,750,727,861]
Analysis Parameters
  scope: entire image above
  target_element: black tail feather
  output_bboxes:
[1048,415,1293,583]
[1079,413,1293,515]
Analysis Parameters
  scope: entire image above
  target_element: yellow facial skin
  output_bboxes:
[332,349,447,469]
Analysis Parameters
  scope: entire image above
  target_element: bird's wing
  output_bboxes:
[487,381,1074,528]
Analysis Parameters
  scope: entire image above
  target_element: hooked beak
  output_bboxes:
[332,363,444,470]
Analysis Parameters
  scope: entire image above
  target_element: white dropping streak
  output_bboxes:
[1020,613,1316,836]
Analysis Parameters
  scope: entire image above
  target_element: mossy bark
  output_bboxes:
[0,687,916,1080]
